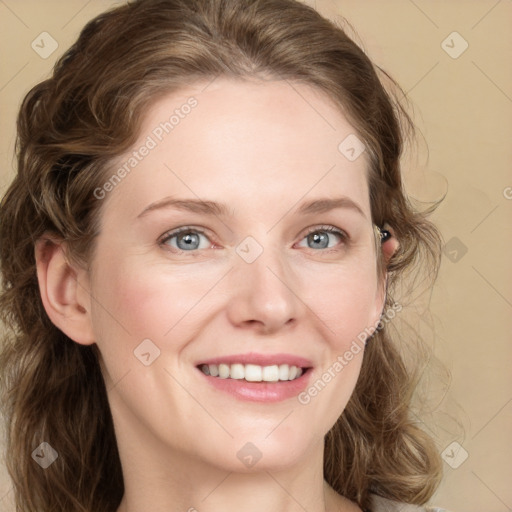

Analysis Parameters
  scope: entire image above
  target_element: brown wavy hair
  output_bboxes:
[0,0,444,510]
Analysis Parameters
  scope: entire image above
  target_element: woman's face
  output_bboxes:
[85,77,386,472]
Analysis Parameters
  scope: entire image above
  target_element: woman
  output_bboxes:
[0,0,450,511]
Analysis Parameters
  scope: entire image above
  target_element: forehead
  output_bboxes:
[103,77,371,219]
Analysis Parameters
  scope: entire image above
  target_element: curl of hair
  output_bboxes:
[0,0,444,510]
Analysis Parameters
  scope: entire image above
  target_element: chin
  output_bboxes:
[200,427,319,474]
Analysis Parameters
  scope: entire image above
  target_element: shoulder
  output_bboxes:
[369,493,453,512]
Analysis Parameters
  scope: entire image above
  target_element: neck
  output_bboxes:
[115,438,359,512]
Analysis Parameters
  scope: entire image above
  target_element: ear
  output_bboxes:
[381,224,399,267]
[35,235,95,345]
[372,224,400,325]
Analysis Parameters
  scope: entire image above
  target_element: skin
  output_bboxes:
[36,77,398,512]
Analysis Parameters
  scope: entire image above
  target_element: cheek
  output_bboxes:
[300,261,380,346]
[299,278,374,432]
[89,256,221,352]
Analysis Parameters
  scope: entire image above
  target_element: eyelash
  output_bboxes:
[158,225,349,254]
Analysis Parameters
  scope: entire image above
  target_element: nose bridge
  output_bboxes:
[226,237,300,332]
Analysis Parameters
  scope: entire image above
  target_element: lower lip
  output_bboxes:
[197,368,312,402]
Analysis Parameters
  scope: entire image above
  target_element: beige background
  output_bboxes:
[0,1,511,511]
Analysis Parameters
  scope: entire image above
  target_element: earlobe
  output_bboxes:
[35,236,95,345]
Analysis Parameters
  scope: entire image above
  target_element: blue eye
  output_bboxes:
[159,225,347,254]
[160,228,211,251]
[296,226,347,250]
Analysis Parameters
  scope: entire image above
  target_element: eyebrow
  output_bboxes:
[296,197,366,219]
[137,196,367,220]
[137,198,231,218]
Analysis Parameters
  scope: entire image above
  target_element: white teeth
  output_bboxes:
[230,363,245,379]
[262,365,279,382]
[200,363,305,382]
[245,364,262,382]
[218,363,230,379]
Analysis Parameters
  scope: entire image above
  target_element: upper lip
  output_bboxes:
[196,352,313,368]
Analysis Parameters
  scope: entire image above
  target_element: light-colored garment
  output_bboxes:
[370,493,452,512]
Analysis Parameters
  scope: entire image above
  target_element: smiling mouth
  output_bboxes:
[198,363,309,382]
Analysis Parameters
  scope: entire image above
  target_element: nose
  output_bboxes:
[225,245,302,335]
